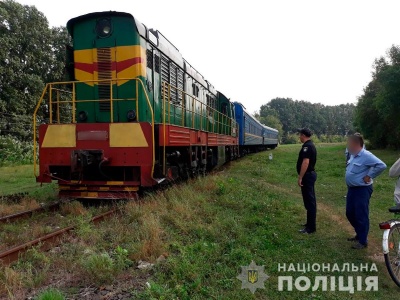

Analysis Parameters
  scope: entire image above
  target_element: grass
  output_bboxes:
[1,144,400,299]
[36,288,65,300]
[0,197,40,217]
[134,143,400,299]
[0,201,105,252]
[0,164,56,201]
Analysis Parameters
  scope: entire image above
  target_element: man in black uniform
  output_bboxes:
[296,128,317,234]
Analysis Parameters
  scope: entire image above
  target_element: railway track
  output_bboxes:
[0,208,119,266]
[0,165,230,267]
[0,201,62,224]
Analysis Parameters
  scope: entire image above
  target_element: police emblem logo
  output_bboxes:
[248,270,258,283]
[303,147,308,152]
[237,260,269,294]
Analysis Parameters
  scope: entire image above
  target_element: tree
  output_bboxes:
[355,45,400,148]
[0,0,70,140]
[262,115,282,130]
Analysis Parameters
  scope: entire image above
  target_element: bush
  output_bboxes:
[81,252,116,285]
[318,134,347,143]
[281,133,346,144]
[36,288,65,300]
[311,135,321,143]
[113,246,133,271]
[282,133,300,144]
[0,135,33,165]
[80,246,133,285]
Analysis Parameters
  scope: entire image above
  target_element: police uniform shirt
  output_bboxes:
[297,140,317,175]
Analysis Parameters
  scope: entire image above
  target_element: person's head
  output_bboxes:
[347,133,364,155]
[297,128,312,143]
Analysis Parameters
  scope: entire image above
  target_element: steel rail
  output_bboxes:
[0,202,62,224]
[0,208,118,266]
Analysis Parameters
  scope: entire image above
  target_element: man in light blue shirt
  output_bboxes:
[345,143,365,165]
[345,133,386,249]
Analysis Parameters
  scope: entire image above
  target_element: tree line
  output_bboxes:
[0,0,69,164]
[255,98,355,144]
[257,43,400,148]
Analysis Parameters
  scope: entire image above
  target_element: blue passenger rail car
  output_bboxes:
[262,124,279,148]
[234,102,278,155]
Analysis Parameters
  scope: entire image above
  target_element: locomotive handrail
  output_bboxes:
[33,78,155,180]
[135,79,155,179]
[161,81,238,136]
[33,83,50,178]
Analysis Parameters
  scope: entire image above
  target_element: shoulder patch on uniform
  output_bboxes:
[303,147,308,152]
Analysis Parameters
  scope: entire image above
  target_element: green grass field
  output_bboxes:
[0,165,56,201]
[136,143,400,299]
[1,144,400,299]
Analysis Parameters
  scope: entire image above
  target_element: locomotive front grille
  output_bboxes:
[97,48,112,112]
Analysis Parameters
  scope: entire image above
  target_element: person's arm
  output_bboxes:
[364,154,387,183]
[389,158,400,178]
[298,158,310,187]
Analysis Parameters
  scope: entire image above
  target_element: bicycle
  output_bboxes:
[379,206,400,287]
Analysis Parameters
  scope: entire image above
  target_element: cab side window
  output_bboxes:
[192,83,199,97]
[221,103,228,115]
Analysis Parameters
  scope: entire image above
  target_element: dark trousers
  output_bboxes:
[301,171,317,231]
[346,185,373,245]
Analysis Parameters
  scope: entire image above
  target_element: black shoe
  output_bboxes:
[299,228,315,234]
[347,236,359,242]
[352,242,367,249]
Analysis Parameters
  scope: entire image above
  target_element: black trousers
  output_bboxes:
[301,171,317,231]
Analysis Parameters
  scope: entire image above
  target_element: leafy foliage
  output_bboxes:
[355,45,400,148]
[0,0,70,140]
[0,135,33,165]
[257,98,355,143]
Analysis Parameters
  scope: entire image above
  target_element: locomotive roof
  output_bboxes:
[67,11,215,95]
[67,11,139,37]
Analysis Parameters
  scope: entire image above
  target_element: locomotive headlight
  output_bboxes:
[127,110,137,122]
[96,19,112,38]
[78,111,88,122]
[102,25,111,35]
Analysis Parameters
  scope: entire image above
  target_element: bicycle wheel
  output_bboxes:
[384,223,400,287]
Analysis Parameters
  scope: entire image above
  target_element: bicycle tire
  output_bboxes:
[384,223,400,287]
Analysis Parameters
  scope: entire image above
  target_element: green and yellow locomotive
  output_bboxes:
[34,11,239,199]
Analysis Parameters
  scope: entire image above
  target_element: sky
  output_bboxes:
[17,0,400,113]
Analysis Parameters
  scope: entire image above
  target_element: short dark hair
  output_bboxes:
[348,133,364,147]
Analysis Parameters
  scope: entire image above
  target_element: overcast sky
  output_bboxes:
[17,0,400,113]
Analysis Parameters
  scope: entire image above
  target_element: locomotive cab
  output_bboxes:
[66,12,147,123]
[35,12,156,198]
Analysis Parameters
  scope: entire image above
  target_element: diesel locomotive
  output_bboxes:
[33,11,278,199]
